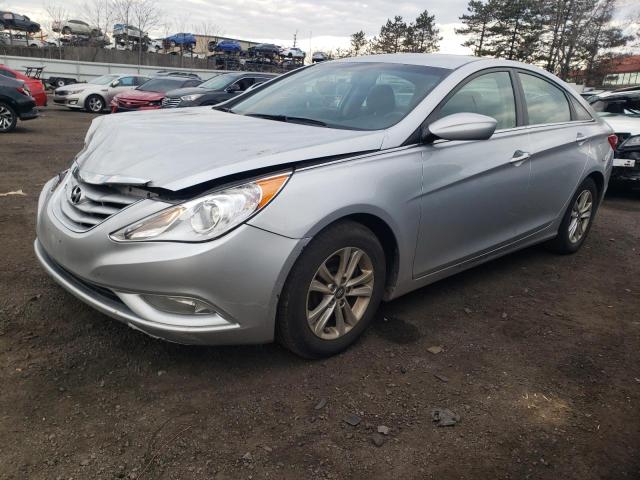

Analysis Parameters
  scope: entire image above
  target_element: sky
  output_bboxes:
[2,0,638,55]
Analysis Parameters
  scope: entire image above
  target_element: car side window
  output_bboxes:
[118,77,135,87]
[569,96,593,121]
[519,73,571,125]
[135,77,148,86]
[0,69,16,78]
[236,78,254,91]
[439,71,516,130]
[184,80,201,88]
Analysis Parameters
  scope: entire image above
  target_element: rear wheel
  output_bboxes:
[277,221,386,358]
[0,102,17,133]
[85,94,104,113]
[546,177,598,254]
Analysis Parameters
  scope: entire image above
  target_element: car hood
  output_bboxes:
[165,86,214,98]
[57,83,93,94]
[599,113,640,135]
[76,108,385,191]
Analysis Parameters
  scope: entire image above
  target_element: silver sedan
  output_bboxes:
[35,54,615,358]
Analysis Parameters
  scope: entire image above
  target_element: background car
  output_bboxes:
[281,47,305,59]
[52,19,100,36]
[0,11,40,33]
[312,51,328,63]
[111,76,202,112]
[0,75,38,133]
[0,31,46,47]
[162,72,276,108]
[53,73,150,113]
[247,43,281,57]
[589,91,640,183]
[0,64,47,107]
[209,39,242,53]
[164,33,196,49]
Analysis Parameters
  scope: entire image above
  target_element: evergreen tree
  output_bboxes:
[372,16,407,53]
[350,30,367,56]
[484,0,544,62]
[456,0,495,56]
[404,10,441,52]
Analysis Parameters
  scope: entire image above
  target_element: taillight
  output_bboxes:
[608,134,618,151]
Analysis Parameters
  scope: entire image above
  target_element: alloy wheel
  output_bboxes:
[306,247,374,340]
[88,97,103,112]
[0,105,14,131]
[568,190,593,243]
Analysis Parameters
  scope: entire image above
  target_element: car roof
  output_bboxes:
[333,53,481,70]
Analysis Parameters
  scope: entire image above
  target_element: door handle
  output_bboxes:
[510,150,531,166]
[576,132,587,145]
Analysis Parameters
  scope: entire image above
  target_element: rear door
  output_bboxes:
[516,71,600,230]
[107,76,137,101]
[413,70,532,277]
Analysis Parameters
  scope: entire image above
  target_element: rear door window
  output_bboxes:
[569,96,593,121]
[439,71,517,130]
[519,73,571,125]
[118,76,136,87]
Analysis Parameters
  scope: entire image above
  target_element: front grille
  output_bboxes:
[55,175,139,231]
[117,98,148,109]
[162,97,181,108]
[56,91,69,97]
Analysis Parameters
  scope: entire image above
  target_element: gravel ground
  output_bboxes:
[0,104,639,480]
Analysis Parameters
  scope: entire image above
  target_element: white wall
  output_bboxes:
[0,54,223,82]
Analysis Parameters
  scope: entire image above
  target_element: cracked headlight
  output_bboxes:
[180,93,204,102]
[110,173,290,242]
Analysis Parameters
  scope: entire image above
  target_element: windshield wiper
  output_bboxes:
[244,113,327,127]
[213,106,234,113]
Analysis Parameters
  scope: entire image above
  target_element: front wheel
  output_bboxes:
[277,221,386,358]
[85,94,104,113]
[0,102,17,133]
[545,177,598,254]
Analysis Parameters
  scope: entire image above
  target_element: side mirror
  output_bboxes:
[425,112,497,142]
[110,80,119,87]
[226,83,241,92]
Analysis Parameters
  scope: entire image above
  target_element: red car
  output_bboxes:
[0,64,47,107]
[111,76,201,112]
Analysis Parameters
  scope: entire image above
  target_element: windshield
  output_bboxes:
[589,96,640,116]
[199,74,237,90]
[90,75,119,85]
[137,78,185,93]
[230,62,450,130]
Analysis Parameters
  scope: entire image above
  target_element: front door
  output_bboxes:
[413,70,532,277]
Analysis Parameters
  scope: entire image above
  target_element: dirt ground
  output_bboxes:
[1,104,639,480]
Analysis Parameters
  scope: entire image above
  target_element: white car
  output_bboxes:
[281,47,305,59]
[53,73,150,113]
[0,31,45,47]
[52,19,100,36]
[589,90,640,182]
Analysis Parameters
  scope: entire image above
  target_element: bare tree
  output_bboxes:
[81,0,116,41]
[193,20,222,56]
[131,0,162,66]
[113,0,134,49]
[43,1,69,58]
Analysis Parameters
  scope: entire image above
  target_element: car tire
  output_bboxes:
[62,27,71,35]
[276,221,386,358]
[55,79,66,88]
[84,94,105,113]
[545,177,598,254]
[0,102,17,133]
